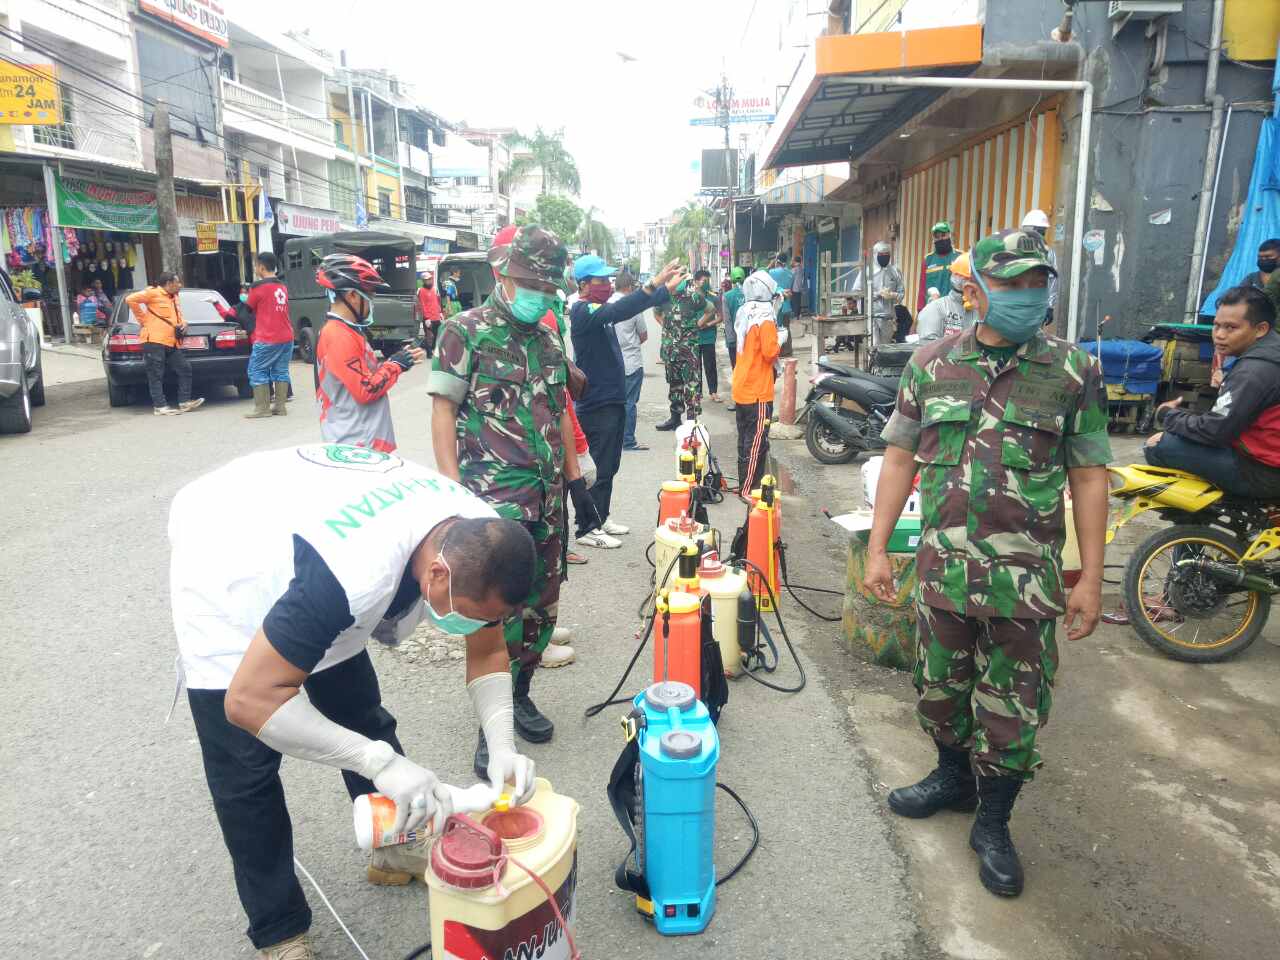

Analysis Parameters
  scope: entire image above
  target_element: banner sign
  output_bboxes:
[176,194,239,241]
[0,63,61,125]
[139,0,229,48]
[689,93,775,127]
[53,177,159,232]
[276,202,344,237]
[195,222,218,253]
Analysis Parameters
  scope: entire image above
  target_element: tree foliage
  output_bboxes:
[516,193,583,246]
[577,205,614,261]
[504,127,582,197]
[663,201,714,266]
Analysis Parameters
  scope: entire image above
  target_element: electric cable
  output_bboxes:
[777,539,843,622]
[714,782,760,886]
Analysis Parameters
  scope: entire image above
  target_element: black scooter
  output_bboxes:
[800,355,899,464]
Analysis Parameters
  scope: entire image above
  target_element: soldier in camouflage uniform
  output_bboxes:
[429,226,594,776]
[655,276,714,429]
[864,229,1112,898]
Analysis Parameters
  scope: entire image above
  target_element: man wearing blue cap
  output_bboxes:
[570,254,685,548]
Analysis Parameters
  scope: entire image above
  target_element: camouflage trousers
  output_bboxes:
[913,603,1059,781]
[661,335,701,418]
[503,514,563,676]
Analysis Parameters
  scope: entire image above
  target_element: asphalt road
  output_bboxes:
[5,329,1277,960]
[0,338,926,960]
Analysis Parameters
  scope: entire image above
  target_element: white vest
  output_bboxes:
[169,444,496,689]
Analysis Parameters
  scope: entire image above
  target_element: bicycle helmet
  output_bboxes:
[316,253,391,294]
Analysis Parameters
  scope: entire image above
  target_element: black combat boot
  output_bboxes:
[887,741,978,818]
[969,775,1025,897]
[655,406,682,431]
[513,663,554,743]
[473,728,488,781]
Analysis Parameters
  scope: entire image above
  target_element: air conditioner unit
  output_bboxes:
[1108,1,1182,20]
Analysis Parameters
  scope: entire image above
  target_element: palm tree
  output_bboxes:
[664,201,713,266]
[504,127,581,197]
[577,205,615,260]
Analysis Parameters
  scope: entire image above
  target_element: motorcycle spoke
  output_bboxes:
[1136,536,1256,648]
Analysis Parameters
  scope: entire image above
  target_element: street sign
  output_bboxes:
[689,92,775,127]
[196,222,219,254]
[0,63,60,125]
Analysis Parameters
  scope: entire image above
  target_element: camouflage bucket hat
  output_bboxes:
[489,226,570,290]
[972,229,1057,281]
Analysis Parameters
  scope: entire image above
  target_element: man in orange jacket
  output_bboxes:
[731,270,788,495]
[127,272,204,415]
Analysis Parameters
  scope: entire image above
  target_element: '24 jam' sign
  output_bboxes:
[139,0,230,48]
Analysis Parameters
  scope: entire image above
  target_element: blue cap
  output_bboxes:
[572,254,617,282]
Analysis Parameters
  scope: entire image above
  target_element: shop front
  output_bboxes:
[176,193,243,302]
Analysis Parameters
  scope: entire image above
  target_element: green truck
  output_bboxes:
[282,231,422,362]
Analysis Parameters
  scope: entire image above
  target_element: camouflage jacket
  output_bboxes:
[661,288,708,354]
[428,294,568,524]
[881,327,1112,619]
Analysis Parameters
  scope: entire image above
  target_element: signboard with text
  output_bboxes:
[195,222,218,253]
[0,63,60,125]
[139,0,229,48]
[689,92,774,127]
[52,177,159,232]
[275,202,346,237]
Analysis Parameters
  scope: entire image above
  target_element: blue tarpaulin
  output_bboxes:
[1200,46,1280,317]
[1082,339,1165,395]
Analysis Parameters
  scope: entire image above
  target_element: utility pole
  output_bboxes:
[719,72,735,276]
[154,98,182,279]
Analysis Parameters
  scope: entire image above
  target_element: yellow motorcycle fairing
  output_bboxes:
[1105,465,1225,545]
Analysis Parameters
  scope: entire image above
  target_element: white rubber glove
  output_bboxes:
[777,326,790,346]
[579,450,597,488]
[257,693,444,835]
[468,672,536,805]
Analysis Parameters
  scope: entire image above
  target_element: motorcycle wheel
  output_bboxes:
[1123,524,1270,662]
[804,405,859,465]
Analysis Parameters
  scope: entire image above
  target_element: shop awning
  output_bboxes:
[758,173,846,205]
[761,25,983,170]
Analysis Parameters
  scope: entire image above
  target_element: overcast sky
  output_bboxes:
[227,0,782,231]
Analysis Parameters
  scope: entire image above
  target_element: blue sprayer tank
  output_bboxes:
[635,680,719,935]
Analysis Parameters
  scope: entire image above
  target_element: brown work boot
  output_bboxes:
[258,933,314,959]
[244,385,271,419]
[271,381,289,415]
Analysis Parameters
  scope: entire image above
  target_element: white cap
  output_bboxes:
[1021,209,1050,229]
[872,241,892,255]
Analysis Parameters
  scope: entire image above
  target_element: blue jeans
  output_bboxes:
[247,342,293,387]
[1144,432,1253,498]
[623,368,644,448]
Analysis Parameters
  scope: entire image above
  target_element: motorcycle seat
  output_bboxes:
[829,374,899,408]
[818,360,860,378]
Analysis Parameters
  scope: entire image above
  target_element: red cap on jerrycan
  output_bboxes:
[431,816,506,889]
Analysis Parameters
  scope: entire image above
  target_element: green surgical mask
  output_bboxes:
[510,286,557,325]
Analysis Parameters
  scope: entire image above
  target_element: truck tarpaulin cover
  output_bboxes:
[1201,53,1280,317]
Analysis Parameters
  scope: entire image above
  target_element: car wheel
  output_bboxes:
[107,375,132,408]
[28,356,45,407]
[0,369,33,433]
[236,378,254,399]
[297,326,316,364]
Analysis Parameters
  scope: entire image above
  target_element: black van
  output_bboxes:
[282,231,420,362]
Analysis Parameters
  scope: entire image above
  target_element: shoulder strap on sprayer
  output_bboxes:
[700,595,729,724]
[607,709,652,907]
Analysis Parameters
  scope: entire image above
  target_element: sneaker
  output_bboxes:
[566,551,588,565]
[577,528,622,549]
[153,406,179,416]
[367,831,430,886]
[539,644,576,668]
[259,933,315,960]
[601,520,630,536]
[624,443,650,451]
[178,398,205,413]
[550,626,573,646]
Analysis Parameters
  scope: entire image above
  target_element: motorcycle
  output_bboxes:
[1107,463,1280,662]
[800,355,898,465]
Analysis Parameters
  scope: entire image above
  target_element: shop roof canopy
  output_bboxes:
[762,25,983,170]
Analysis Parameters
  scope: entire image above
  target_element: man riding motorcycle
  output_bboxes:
[1145,285,1280,499]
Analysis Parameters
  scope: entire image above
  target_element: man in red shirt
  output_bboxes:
[224,252,295,419]
[417,270,444,353]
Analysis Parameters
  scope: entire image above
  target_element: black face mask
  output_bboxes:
[934,238,953,256]
[876,254,891,268]
[1259,257,1278,275]
[424,281,434,288]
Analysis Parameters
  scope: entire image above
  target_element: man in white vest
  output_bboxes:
[170,442,538,960]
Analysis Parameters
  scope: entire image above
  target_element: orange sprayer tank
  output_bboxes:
[747,477,781,611]
[653,591,703,696]
[658,480,693,526]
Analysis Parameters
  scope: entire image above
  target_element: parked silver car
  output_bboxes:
[0,267,45,434]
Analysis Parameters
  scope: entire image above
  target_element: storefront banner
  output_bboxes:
[53,176,158,233]
[176,195,238,241]
[422,237,449,255]
[139,0,229,48]
[275,202,346,237]
[0,63,61,125]
[195,222,218,253]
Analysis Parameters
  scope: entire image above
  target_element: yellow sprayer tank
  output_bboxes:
[654,516,714,591]
[698,557,749,677]
[425,778,579,960]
